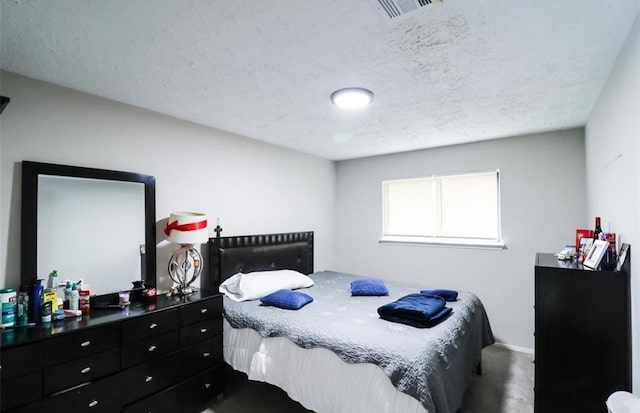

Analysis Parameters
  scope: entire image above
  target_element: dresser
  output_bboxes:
[534,253,631,413]
[0,291,224,413]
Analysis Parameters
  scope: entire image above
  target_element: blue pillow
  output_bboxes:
[260,289,313,310]
[420,289,458,301]
[351,279,389,296]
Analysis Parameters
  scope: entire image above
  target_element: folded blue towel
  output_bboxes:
[260,289,313,310]
[420,289,458,301]
[351,279,389,296]
[377,294,452,328]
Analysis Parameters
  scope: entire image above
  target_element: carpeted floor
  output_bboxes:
[203,344,534,413]
[458,345,534,413]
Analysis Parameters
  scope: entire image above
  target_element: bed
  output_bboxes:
[207,231,494,413]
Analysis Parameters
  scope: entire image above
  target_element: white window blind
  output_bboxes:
[382,171,502,246]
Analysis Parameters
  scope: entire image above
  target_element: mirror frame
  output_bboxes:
[21,161,156,296]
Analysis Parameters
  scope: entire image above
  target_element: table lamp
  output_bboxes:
[164,212,208,295]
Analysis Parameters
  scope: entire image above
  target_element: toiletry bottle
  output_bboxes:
[64,281,72,309]
[43,289,57,317]
[41,300,52,323]
[0,288,17,328]
[47,270,58,290]
[32,279,44,324]
[79,288,91,314]
[17,284,29,325]
[70,283,79,311]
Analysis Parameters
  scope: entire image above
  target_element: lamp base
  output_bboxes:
[168,244,203,295]
[173,285,195,296]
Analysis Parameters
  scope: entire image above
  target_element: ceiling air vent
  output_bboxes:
[375,0,442,20]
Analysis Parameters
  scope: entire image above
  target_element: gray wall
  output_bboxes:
[586,13,640,392]
[335,129,587,350]
[0,71,336,292]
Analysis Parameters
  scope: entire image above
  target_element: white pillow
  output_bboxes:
[219,269,314,302]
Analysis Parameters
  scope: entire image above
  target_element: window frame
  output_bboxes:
[379,170,505,250]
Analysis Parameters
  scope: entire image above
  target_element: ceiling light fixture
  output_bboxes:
[330,87,374,110]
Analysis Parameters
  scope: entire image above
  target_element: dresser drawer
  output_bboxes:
[43,324,120,366]
[32,374,122,413]
[43,347,120,395]
[122,309,179,344]
[179,295,222,326]
[1,342,42,380]
[179,317,222,346]
[6,398,47,413]
[121,330,179,369]
[122,365,224,413]
[181,336,223,374]
[1,370,42,411]
[118,348,186,406]
[182,365,225,408]
[121,386,178,413]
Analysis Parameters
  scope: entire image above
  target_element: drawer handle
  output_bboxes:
[200,328,208,333]
[200,308,208,314]
[203,352,210,358]
[88,400,98,408]
[81,340,91,347]
[148,345,157,352]
[81,367,91,374]
[149,323,158,329]
[145,375,153,383]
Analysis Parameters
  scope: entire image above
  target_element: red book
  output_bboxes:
[576,229,594,253]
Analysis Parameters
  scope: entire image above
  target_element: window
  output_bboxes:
[381,170,503,248]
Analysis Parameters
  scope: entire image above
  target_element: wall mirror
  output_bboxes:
[21,161,156,298]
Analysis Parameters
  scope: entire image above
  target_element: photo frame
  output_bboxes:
[584,239,609,269]
[616,243,630,271]
[575,229,594,254]
[580,237,594,258]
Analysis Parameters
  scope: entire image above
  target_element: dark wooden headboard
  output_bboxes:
[206,231,314,291]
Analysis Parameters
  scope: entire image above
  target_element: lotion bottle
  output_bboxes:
[64,281,72,309]
[70,283,79,311]
[47,270,58,290]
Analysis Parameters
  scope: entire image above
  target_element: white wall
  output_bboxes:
[335,129,586,349]
[586,13,640,392]
[0,71,336,292]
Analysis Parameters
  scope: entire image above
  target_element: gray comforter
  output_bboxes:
[223,271,495,413]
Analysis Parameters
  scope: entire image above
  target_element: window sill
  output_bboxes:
[379,236,506,250]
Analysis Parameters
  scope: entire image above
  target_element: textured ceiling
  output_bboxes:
[1,0,638,160]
